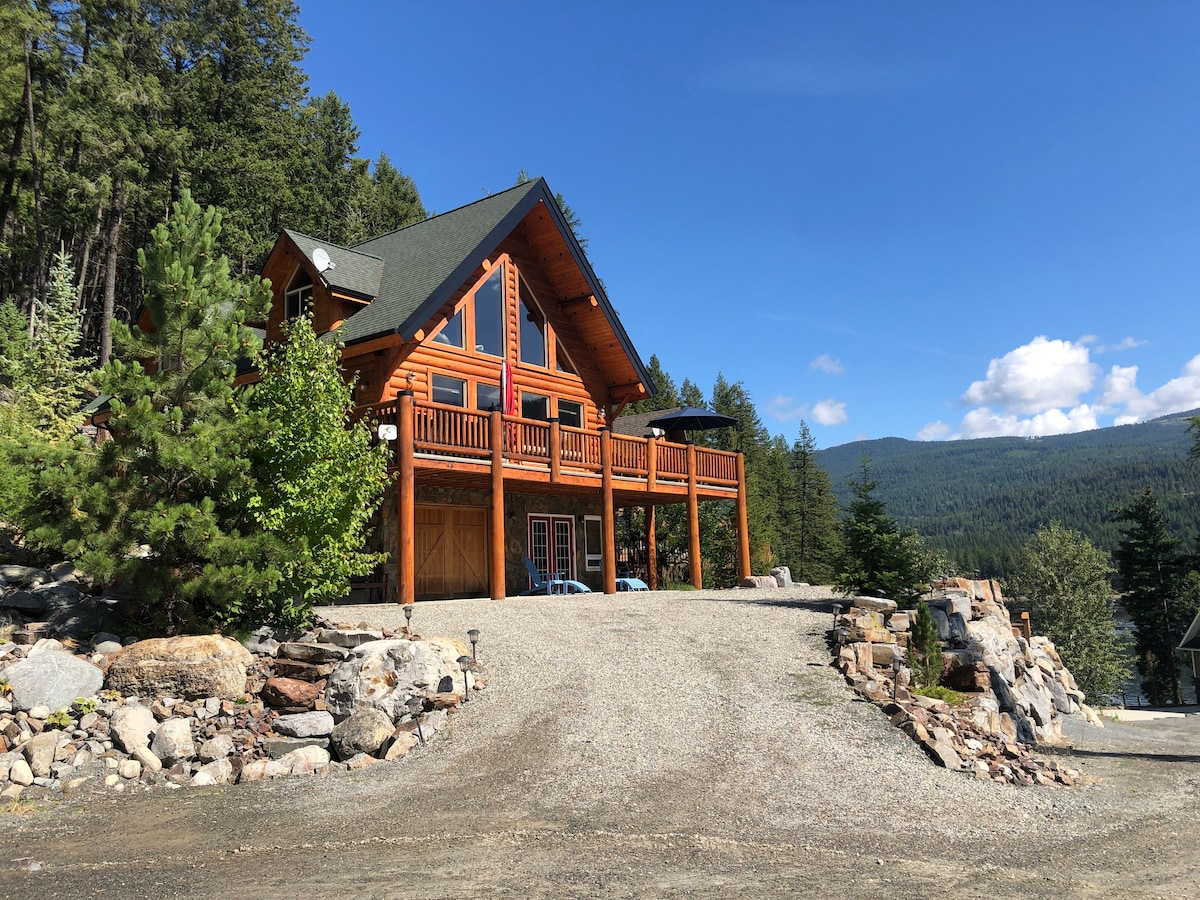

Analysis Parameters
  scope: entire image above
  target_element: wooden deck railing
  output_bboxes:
[355,400,740,491]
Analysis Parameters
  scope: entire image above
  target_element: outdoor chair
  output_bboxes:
[519,556,591,596]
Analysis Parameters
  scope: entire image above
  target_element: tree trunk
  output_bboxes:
[0,72,28,244]
[24,36,46,335]
[99,181,125,365]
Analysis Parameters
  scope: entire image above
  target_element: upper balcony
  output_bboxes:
[363,398,742,504]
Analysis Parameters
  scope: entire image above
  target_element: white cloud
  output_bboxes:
[810,353,844,375]
[917,421,951,441]
[958,405,1101,439]
[767,394,807,422]
[811,399,848,426]
[1102,355,1200,425]
[1095,336,1147,354]
[962,336,1096,415]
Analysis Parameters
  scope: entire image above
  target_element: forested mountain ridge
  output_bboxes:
[817,410,1200,577]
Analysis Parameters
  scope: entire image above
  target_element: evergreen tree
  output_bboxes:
[20,191,277,632]
[1008,523,1131,703]
[836,456,930,603]
[786,421,840,583]
[910,602,944,688]
[1111,487,1196,705]
[244,314,391,627]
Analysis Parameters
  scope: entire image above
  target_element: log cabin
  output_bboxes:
[259,178,750,602]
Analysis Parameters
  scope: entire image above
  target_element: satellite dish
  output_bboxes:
[311,247,331,273]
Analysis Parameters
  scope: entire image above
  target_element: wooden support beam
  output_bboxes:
[686,442,702,589]
[645,504,658,591]
[489,409,506,601]
[736,451,751,581]
[549,417,561,482]
[646,436,657,492]
[600,428,617,595]
[612,382,646,397]
[560,294,597,312]
[397,390,415,605]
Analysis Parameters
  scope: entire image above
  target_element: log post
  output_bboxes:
[397,390,415,605]
[645,504,658,590]
[489,409,506,600]
[549,417,561,482]
[686,441,702,590]
[735,451,751,581]
[646,435,657,492]
[600,427,617,595]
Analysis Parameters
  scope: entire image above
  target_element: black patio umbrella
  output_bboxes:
[646,406,738,433]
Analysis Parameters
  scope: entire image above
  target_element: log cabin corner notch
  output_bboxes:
[260,178,751,602]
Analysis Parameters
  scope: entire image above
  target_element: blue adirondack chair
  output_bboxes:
[520,556,591,596]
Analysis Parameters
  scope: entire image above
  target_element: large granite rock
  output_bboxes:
[110,704,158,753]
[105,635,252,700]
[330,707,394,760]
[273,711,335,738]
[151,717,196,765]
[4,650,103,711]
[324,638,471,721]
[738,575,777,589]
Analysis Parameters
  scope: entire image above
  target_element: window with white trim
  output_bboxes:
[559,399,583,429]
[583,516,602,572]
[285,270,313,320]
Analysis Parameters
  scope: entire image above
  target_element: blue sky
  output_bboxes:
[297,1,1200,449]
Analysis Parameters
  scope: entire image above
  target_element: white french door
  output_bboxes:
[528,514,576,584]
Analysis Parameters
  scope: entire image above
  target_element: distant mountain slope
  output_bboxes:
[816,410,1200,576]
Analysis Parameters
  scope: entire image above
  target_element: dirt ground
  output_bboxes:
[0,591,1198,899]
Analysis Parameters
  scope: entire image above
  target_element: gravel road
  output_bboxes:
[1,587,1198,898]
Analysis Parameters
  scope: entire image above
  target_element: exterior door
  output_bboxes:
[415,506,488,599]
[528,514,575,586]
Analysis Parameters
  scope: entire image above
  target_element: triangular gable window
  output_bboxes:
[432,307,464,348]
[556,343,578,376]
[474,266,505,357]
[518,276,546,367]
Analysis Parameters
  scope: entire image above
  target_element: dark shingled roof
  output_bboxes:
[332,179,545,346]
[282,229,383,300]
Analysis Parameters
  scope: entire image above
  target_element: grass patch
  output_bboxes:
[788,671,835,707]
[912,685,966,706]
[663,582,698,591]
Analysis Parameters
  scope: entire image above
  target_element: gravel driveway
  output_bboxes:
[1,587,1199,898]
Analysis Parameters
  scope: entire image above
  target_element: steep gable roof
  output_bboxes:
[281,229,383,300]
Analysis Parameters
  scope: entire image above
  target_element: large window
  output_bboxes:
[522,392,549,421]
[285,270,313,320]
[559,399,583,428]
[431,374,466,407]
[518,277,546,367]
[474,267,505,357]
[432,308,464,348]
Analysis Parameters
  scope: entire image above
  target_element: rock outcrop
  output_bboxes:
[831,577,1095,787]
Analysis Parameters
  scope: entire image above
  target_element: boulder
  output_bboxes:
[738,575,777,590]
[324,638,471,720]
[330,707,394,761]
[151,717,196,765]
[198,734,234,762]
[851,596,897,613]
[263,736,329,759]
[0,565,48,587]
[317,628,384,649]
[261,676,320,709]
[24,731,59,778]
[133,746,163,774]
[273,711,335,738]
[4,651,103,711]
[47,595,122,641]
[279,744,330,775]
[277,642,349,664]
[769,566,794,588]
[193,758,234,785]
[383,731,419,761]
[110,705,158,753]
[923,738,964,770]
[105,635,252,700]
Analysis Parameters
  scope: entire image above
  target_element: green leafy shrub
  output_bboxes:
[71,698,97,715]
[46,709,72,729]
[912,685,964,706]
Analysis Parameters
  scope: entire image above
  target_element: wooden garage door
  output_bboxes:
[415,506,488,600]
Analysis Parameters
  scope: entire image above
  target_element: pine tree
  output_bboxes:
[21,191,276,632]
[1111,487,1196,705]
[836,456,930,603]
[786,421,840,583]
[910,602,944,688]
